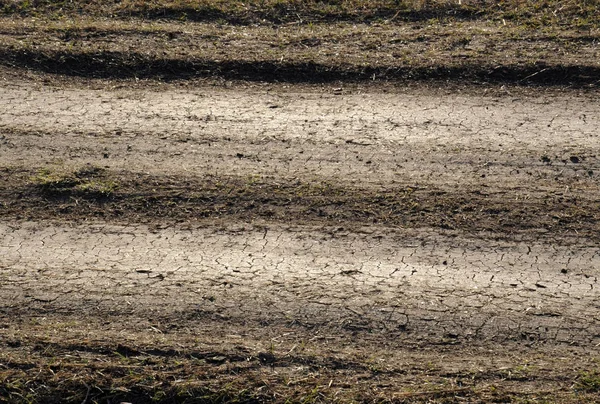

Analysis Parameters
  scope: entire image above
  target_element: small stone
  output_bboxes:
[206,355,227,364]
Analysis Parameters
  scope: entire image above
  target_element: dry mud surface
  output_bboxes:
[1,77,600,402]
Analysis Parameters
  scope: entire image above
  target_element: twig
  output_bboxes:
[393,387,473,398]
[81,383,91,404]
[519,67,550,83]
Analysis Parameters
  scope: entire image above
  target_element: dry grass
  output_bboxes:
[30,166,118,198]
[1,0,599,27]
[1,1,599,86]
[2,325,600,403]
[1,3,599,403]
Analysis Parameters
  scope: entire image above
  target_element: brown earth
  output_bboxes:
[1,4,600,401]
[2,75,600,403]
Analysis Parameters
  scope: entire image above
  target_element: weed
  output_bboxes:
[574,370,600,393]
[75,179,118,196]
[32,167,79,191]
[31,165,118,198]
[300,385,322,403]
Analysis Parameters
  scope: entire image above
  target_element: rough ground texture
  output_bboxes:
[2,78,600,403]
[1,2,600,402]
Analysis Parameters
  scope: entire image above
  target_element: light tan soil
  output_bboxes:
[1,75,600,402]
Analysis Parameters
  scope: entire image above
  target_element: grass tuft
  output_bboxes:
[31,165,118,198]
[575,370,600,393]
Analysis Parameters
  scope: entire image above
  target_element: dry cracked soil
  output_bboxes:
[1,59,600,402]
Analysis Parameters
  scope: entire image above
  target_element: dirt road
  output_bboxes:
[1,78,600,402]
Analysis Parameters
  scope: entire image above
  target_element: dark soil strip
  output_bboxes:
[0,1,474,24]
[1,0,598,26]
[1,48,598,86]
[1,167,598,241]
[0,329,592,403]
[114,4,485,25]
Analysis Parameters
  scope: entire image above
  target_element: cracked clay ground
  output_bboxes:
[1,78,600,401]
